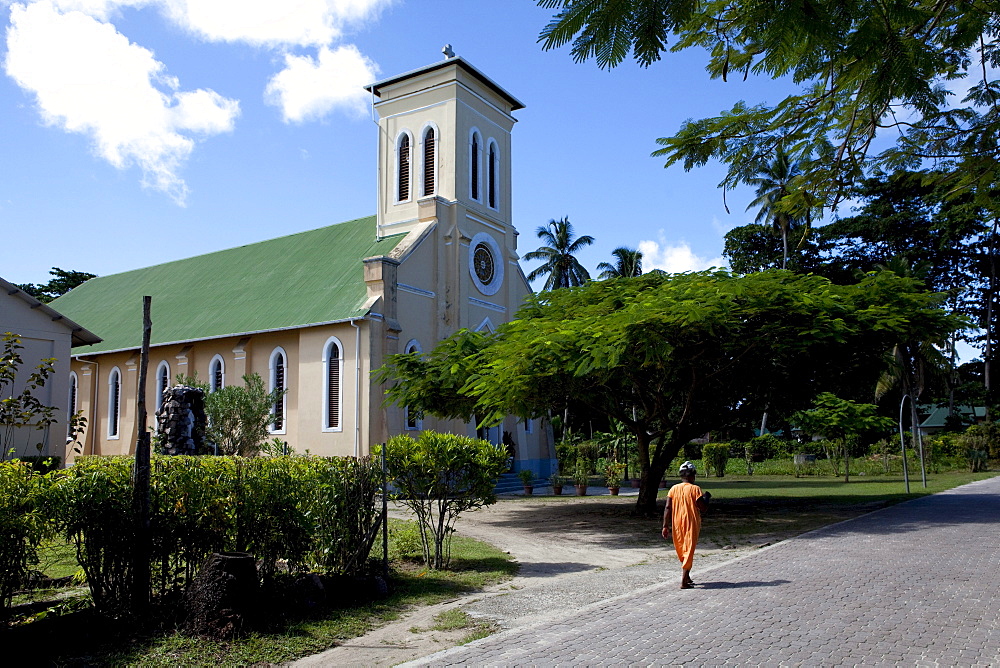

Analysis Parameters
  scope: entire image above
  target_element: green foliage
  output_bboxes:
[702,443,730,478]
[49,456,135,618]
[1,333,58,460]
[378,269,961,514]
[603,460,626,487]
[0,461,53,613]
[374,329,493,423]
[381,431,508,569]
[517,468,534,485]
[537,1,1000,210]
[16,267,96,303]
[15,455,62,473]
[750,434,788,460]
[573,457,589,486]
[958,423,1000,460]
[45,455,383,617]
[966,448,989,473]
[201,373,285,456]
[555,440,577,474]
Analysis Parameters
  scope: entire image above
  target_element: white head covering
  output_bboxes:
[679,461,696,476]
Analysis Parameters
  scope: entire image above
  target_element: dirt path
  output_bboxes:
[290,491,753,667]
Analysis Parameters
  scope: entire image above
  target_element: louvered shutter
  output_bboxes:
[398,135,410,201]
[423,128,435,196]
[327,344,340,429]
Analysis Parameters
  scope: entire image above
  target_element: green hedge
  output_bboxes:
[2,455,383,619]
[701,443,730,477]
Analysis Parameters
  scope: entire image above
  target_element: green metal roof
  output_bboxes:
[52,216,404,355]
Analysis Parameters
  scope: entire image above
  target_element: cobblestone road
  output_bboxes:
[405,477,1000,667]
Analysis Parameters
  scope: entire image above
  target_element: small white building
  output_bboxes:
[0,275,101,461]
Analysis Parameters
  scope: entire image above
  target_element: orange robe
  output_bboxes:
[667,481,703,570]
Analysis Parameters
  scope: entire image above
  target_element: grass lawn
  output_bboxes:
[6,521,517,667]
[668,470,1000,549]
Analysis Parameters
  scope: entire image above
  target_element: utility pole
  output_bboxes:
[132,296,152,613]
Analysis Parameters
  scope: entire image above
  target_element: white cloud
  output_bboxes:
[159,0,391,47]
[265,45,376,123]
[5,0,240,203]
[638,233,727,273]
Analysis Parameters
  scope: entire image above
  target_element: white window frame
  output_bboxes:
[403,339,423,431]
[269,347,288,435]
[322,337,344,432]
[469,128,483,202]
[68,371,78,418]
[155,361,170,413]
[395,129,414,204]
[420,122,439,198]
[209,354,226,392]
[107,366,121,440]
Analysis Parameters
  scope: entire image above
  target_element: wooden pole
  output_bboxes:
[132,296,152,614]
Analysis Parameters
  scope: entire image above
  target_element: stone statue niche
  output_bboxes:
[155,386,207,455]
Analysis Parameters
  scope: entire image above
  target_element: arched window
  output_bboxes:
[209,355,225,392]
[68,372,78,419]
[108,367,121,438]
[470,130,482,201]
[155,361,170,413]
[323,338,343,431]
[403,340,422,430]
[422,126,436,197]
[397,133,412,202]
[487,140,499,209]
[269,348,287,433]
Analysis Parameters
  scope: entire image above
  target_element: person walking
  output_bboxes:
[661,461,711,588]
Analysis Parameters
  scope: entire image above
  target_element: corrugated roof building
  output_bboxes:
[49,55,554,475]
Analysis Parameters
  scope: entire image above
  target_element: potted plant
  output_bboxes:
[604,461,626,496]
[517,468,534,495]
[573,459,589,496]
[549,472,563,495]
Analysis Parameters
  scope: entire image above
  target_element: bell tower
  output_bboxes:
[366,49,524,241]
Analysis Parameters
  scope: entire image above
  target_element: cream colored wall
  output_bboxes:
[1,294,73,459]
[71,322,376,461]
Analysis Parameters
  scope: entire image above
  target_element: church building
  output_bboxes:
[51,54,554,475]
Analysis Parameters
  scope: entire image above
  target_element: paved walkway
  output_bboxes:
[403,477,1000,667]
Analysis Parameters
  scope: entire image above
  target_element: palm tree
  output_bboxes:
[524,217,595,289]
[746,148,809,270]
[597,247,643,279]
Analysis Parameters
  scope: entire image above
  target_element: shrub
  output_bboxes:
[749,434,787,460]
[603,461,626,487]
[49,456,136,619]
[555,441,576,474]
[381,431,508,569]
[683,441,703,460]
[14,455,62,473]
[0,461,52,614]
[48,454,385,616]
[573,457,590,486]
[958,423,1000,460]
[701,443,730,478]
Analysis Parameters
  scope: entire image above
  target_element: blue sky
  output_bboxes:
[4,0,804,287]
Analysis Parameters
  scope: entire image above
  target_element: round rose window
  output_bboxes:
[473,243,495,285]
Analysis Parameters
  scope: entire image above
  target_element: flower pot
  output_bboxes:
[658,480,667,488]
[552,484,563,495]
[629,478,641,488]
[609,487,620,496]
[523,485,533,495]
[575,484,588,496]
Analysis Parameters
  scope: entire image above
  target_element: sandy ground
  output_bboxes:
[290,489,756,667]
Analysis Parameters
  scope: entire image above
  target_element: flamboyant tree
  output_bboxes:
[378,270,960,514]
